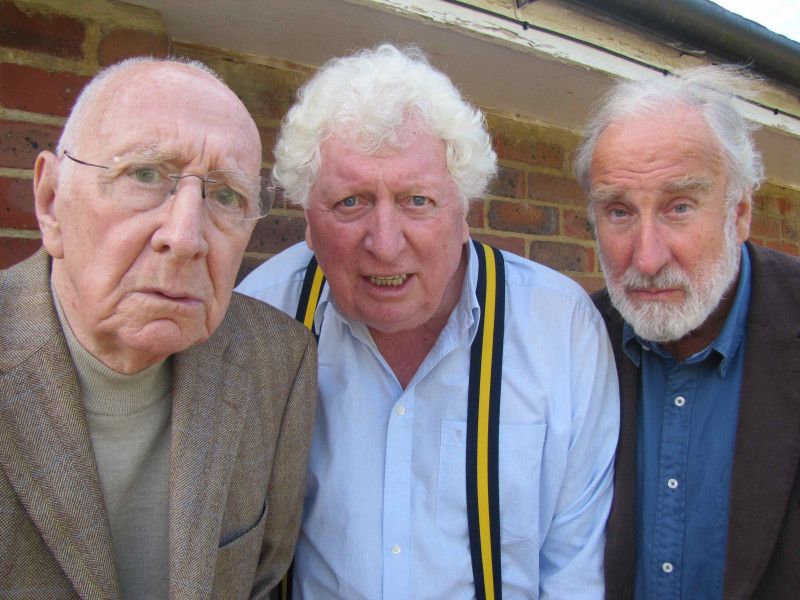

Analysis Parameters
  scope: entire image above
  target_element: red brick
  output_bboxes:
[530,241,594,273]
[753,193,793,216]
[564,208,595,241]
[258,125,279,164]
[488,200,557,236]
[247,213,306,254]
[492,131,565,169]
[97,28,170,66]
[781,214,800,243]
[284,198,305,212]
[0,236,40,269]
[765,240,799,257]
[0,2,84,59]
[748,236,765,247]
[0,176,36,229]
[527,173,585,207]
[0,63,89,117]
[0,120,61,169]
[467,201,484,228]
[752,193,772,214]
[776,196,795,216]
[749,214,781,239]
[176,48,307,122]
[471,233,525,258]
[488,166,525,199]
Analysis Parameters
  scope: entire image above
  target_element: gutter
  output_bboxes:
[562,0,800,92]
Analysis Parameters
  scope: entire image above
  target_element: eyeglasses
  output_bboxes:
[63,151,280,223]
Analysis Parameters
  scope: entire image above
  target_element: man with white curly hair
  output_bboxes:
[575,67,800,599]
[238,44,619,599]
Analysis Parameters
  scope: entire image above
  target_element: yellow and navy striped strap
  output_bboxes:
[294,254,326,339]
[466,239,506,600]
[288,242,505,599]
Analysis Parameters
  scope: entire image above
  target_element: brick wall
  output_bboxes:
[2,0,799,292]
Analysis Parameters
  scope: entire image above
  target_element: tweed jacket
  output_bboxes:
[596,242,800,600]
[0,249,318,600]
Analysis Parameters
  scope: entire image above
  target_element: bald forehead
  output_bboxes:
[92,63,237,118]
[73,62,261,171]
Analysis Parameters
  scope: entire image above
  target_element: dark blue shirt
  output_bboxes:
[627,244,752,600]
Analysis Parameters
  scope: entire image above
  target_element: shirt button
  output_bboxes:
[662,562,674,573]
[396,406,406,416]
[674,396,686,407]
[667,478,679,489]
[391,545,401,555]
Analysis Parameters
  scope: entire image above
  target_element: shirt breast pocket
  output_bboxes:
[436,419,546,541]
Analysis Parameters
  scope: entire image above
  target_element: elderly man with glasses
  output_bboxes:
[0,57,317,599]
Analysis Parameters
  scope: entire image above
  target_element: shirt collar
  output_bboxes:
[622,243,752,375]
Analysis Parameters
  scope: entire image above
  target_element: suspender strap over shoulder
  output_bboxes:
[466,239,506,600]
[294,254,326,338]
[290,242,506,600]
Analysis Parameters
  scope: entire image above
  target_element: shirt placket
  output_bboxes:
[383,386,415,600]
[652,365,696,600]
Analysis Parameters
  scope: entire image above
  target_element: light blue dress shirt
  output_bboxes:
[236,241,619,599]
[626,244,752,600]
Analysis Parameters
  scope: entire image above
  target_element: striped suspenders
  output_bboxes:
[288,240,506,600]
[466,240,506,600]
[294,254,327,338]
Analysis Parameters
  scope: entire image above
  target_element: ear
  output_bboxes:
[734,193,753,244]
[460,214,469,245]
[33,151,64,259]
[304,215,315,251]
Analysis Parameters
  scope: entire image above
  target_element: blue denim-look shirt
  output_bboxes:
[237,240,619,599]
[625,244,752,600]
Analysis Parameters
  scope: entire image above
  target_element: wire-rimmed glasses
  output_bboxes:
[63,151,280,224]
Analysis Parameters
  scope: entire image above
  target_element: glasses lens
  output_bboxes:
[206,171,277,221]
[98,162,176,210]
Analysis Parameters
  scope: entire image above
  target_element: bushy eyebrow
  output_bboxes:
[587,177,714,205]
[587,187,621,205]
[109,145,253,181]
[109,144,183,163]
[662,177,713,194]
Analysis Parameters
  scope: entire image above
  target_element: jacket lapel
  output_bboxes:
[0,250,119,599]
[594,291,638,600]
[167,311,250,600]
[723,244,800,599]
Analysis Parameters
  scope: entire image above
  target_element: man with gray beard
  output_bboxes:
[574,67,800,600]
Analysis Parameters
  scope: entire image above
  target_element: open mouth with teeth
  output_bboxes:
[367,274,409,287]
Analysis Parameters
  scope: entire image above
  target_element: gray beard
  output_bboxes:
[599,215,741,343]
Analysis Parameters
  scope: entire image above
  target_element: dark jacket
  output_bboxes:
[594,241,800,600]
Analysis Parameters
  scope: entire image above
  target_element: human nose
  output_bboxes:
[151,178,209,261]
[631,217,670,277]
[362,199,406,262]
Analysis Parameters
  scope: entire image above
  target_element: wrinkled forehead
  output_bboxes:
[78,64,261,170]
[594,107,726,175]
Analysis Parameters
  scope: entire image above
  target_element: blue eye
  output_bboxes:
[341,196,357,207]
[674,204,690,213]
[411,195,428,207]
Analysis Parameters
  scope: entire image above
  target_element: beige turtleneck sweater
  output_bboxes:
[53,283,172,599]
